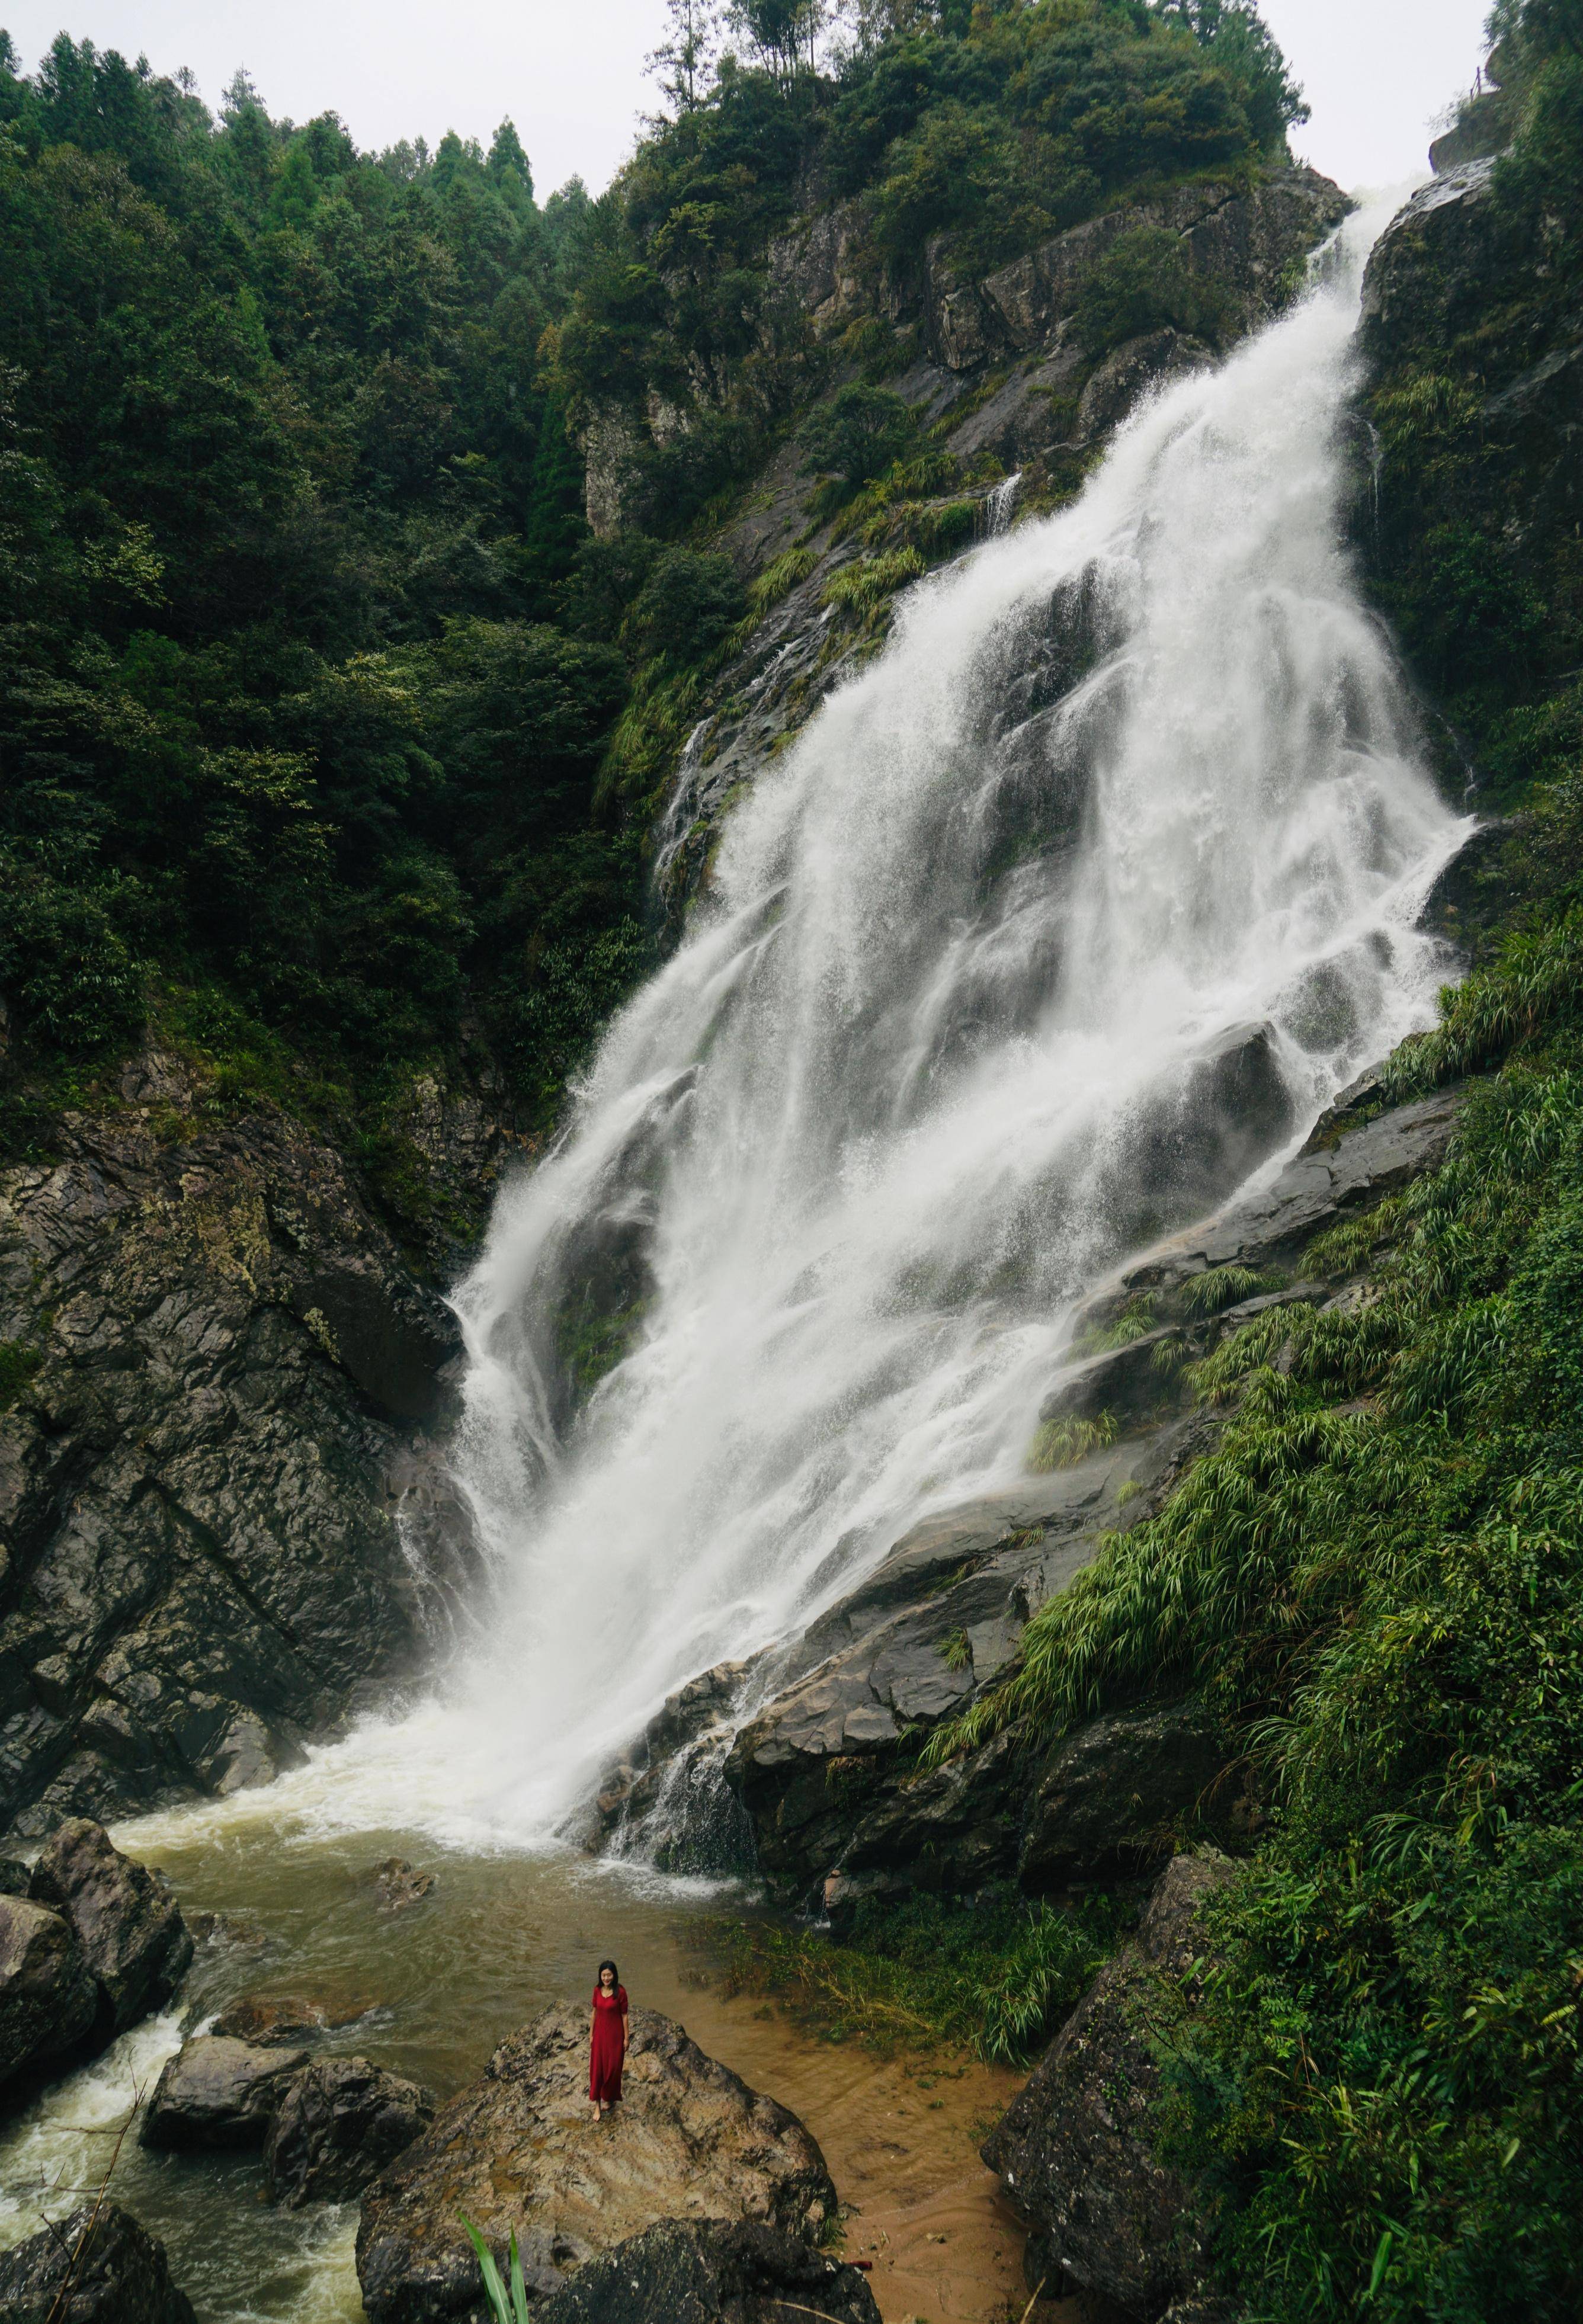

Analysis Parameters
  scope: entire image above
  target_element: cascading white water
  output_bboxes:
[179,194,1466,1855]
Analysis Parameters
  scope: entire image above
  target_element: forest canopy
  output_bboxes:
[0,0,1303,1177]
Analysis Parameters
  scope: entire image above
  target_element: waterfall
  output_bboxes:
[232,195,1465,1854]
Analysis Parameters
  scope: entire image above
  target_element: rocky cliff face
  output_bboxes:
[0,1051,476,1839]
[611,165,1349,916]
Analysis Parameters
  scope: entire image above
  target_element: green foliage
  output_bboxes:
[1177,1263,1276,1318]
[0,37,648,1146]
[934,927,1583,2312]
[802,382,916,488]
[0,1339,43,1411]
[745,544,818,618]
[1072,223,1235,355]
[819,544,924,614]
[1027,1408,1118,1473]
[632,546,747,659]
[715,1887,1132,2063]
[461,2216,530,2324]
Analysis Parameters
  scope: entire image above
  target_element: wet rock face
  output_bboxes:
[528,2219,883,2324]
[355,2002,837,2324]
[0,1893,97,2091]
[0,1069,470,1839]
[722,1432,1213,1909]
[1017,1706,1232,1896]
[29,1816,192,2037]
[0,2199,196,2324]
[140,2034,310,2150]
[212,1988,373,2045]
[983,1854,1237,2320]
[264,2054,437,2208]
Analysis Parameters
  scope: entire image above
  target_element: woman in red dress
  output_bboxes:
[589,1957,628,2118]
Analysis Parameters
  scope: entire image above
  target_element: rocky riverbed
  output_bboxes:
[0,1807,1030,2323]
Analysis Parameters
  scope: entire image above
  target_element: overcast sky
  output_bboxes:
[0,0,1492,197]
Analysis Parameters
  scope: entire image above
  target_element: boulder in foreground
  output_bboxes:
[265,2054,436,2207]
[983,1852,1236,2320]
[0,2199,196,2323]
[356,2002,837,2323]
[0,1895,98,2095]
[530,2219,882,2324]
[140,2034,308,2149]
[28,1819,192,2037]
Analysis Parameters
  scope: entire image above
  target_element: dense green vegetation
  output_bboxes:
[0,0,1310,1218]
[715,1884,1129,2061]
[0,32,646,1164]
[918,15,1583,2315]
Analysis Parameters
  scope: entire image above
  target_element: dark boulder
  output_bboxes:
[212,1988,373,2045]
[1018,1703,1232,1895]
[0,1894,97,2091]
[356,2003,836,2324]
[29,1819,192,2037]
[984,1853,1237,2319]
[528,2219,882,2324]
[264,2054,436,2208]
[372,1858,435,1911]
[0,2200,196,2323]
[140,2034,308,2150]
[0,1857,29,1895]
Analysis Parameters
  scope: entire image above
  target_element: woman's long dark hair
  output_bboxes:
[597,1957,619,1988]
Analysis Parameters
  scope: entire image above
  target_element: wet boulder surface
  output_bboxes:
[28,1816,191,2037]
[983,1854,1237,2320]
[264,2054,437,2208]
[528,2220,882,2324]
[0,1893,97,2091]
[0,2199,196,2324]
[0,1056,473,1839]
[355,2002,837,2323]
[140,2034,310,2150]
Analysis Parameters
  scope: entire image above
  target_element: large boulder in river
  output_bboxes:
[0,1894,97,2093]
[529,2220,882,2324]
[984,1853,1237,2319]
[265,2054,436,2207]
[355,2003,837,2324]
[29,1818,191,2037]
[0,2199,196,2323]
[140,2034,309,2150]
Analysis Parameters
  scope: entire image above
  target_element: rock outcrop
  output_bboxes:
[211,1988,373,2045]
[984,1854,1237,2319]
[355,2002,837,2323]
[0,1893,97,2091]
[0,1063,474,1838]
[140,2034,309,2150]
[0,2200,196,2324]
[528,2220,883,2324]
[28,1816,191,2037]
[264,2054,436,2208]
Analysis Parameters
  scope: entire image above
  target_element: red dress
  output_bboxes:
[589,1984,628,2103]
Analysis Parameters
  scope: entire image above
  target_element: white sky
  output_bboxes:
[0,0,1492,198]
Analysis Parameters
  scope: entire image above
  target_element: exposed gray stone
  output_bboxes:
[0,1093,472,1840]
[0,2200,196,2324]
[1124,1087,1467,1293]
[528,2219,883,2324]
[264,2054,436,2208]
[985,1854,1238,2320]
[0,1893,97,2092]
[1017,1704,1230,1895]
[140,2034,309,2150]
[722,1435,1207,1903]
[355,2003,837,2324]
[29,1818,191,2037]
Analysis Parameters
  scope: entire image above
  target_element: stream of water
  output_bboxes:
[0,192,1472,2322]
